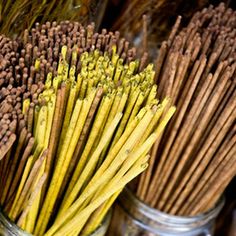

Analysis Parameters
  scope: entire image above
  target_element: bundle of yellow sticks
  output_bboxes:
[0,22,175,235]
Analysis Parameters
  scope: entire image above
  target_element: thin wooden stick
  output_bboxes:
[1,128,28,205]
[166,96,236,214]
[180,126,236,215]
[17,173,47,227]
[190,150,236,215]
[157,67,231,210]
[10,149,47,220]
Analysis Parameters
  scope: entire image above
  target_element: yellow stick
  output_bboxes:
[79,78,88,99]
[33,105,40,134]
[9,155,34,218]
[10,150,47,221]
[81,135,155,235]
[139,98,169,144]
[59,113,123,214]
[98,89,123,164]
[27,103,51,233]
[53,109,153,227]
[81,190,121,235]
[34,59,40,71]
[111,88,140,146]
[44,95,56,147]
[17,173,47,228]
[34,100,82,235]
[154,106,176,136]
[22,171,47,233]
[59,89,98,202]
[34,105,47,146]
[127,91,145,126]
[22,98,30,114]
[45,73,52,89]
[75,74,83,99]
[46,157,148,236]
[63,95,113,197]
[146,84,158,105]
[91,91,116,161]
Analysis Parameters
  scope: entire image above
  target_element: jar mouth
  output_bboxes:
[0,208,32,236]
[0,207,111,236]
[90,209,112,236]
[119,187,224,232]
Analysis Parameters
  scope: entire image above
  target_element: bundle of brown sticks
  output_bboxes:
[136,2,236,216]
[0,35,22,160]
[110,0,230,58]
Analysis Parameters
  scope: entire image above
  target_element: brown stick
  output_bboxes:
[198,80,235,148]
[180,126,236,215]
[164,52,179,98]
[167,16,182,47]
[17,173,47,227]
[0,133,16,160]
[166,95,236,214]
[190,150,236,215]
[7,137,35,201]
[172,53,191,104]
[146,57,207,206]
[1,128,28,205]
[154,41,168,83]
[152,61,227,207]
[142,15,148,55]
[136,138,159,200]
[157,67,231,210]
[10,149,48,220]
[27,103,35,133]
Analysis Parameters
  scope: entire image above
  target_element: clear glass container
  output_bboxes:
[0,209,31,236]
[0,208,111,236]
[90,210,112,236]
[113,188,224,236]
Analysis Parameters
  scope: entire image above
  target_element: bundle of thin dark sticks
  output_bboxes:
[0,21,175,235]
[136,2,236,216]
[110,0,224,58]
[0,35,23,161]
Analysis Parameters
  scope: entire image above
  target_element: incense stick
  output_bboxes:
[0,21,174,235]
[135,3,236,217]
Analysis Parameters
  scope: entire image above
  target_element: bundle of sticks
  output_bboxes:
[0,21,137,161]
[110,0,220,58]
[0,35,24,161]
[0,0,106,37]
[0,22,175,235]
[136,2,236,216]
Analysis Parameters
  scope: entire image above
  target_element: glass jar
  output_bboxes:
[90,210,112,236]
[113,188,224,236]
[0,209,31,236]
[0,208,111,236]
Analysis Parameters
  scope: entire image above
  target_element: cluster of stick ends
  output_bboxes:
[0,21,138,160]
[0,20,175,235]
[136,2,236,216]
[112,0,210,57]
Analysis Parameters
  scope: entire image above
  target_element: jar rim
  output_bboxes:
[0,207,32,236]
[89,209,112,236]
[0,207,111,236]
[119,187,224,227]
